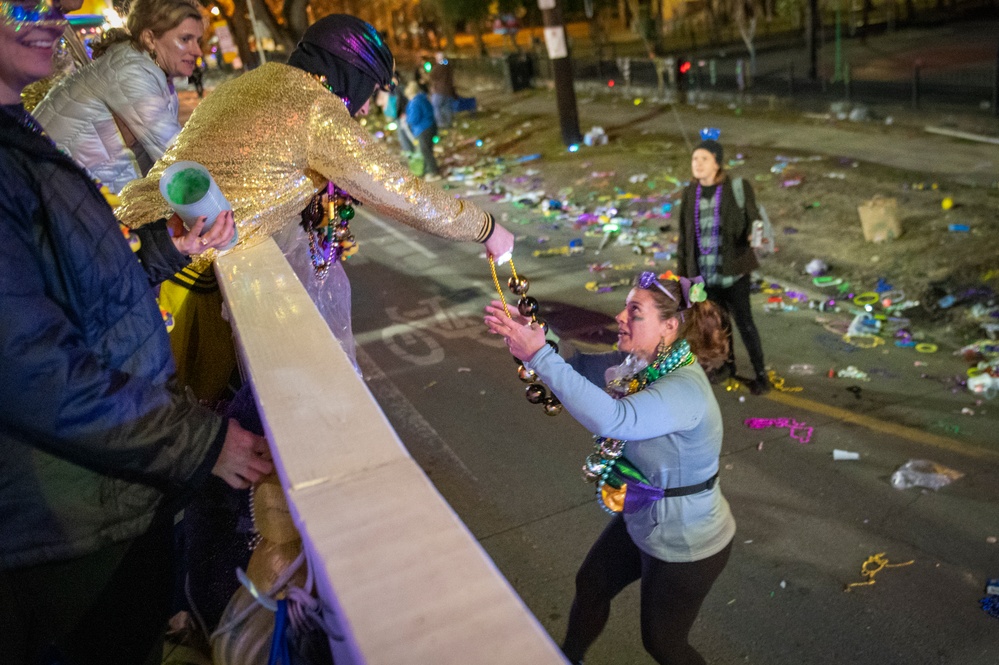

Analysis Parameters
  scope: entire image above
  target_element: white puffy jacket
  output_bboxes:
[34,41,181,194]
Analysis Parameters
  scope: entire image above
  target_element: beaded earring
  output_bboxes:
[489,257,562,416]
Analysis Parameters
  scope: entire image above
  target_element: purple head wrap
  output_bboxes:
[287,14,395,115]
[296,14,395,88]
[638,271,707,312]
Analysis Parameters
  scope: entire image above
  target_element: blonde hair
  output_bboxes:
[92,0,202,58]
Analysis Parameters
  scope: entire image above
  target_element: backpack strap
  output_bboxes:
[732,176,746,210]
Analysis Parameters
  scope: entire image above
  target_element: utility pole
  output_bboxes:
[806,0,819,80]
[538,0,582,146]
[245,0,266,65]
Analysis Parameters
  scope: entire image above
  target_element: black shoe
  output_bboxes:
[749,374,771,395]
[707,364,735,385]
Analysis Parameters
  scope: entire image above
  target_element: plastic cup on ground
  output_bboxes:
[159,161,237,250]
[832,449,860,461]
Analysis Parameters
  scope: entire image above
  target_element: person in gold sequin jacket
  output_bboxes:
[116,15,513,390]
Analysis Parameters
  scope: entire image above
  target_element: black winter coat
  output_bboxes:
[676,176,761,280]
[0,108,226,569]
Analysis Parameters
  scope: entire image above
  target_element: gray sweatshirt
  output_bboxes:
[527,345,736,562]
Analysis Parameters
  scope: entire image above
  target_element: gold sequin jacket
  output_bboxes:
[116,63,494,271]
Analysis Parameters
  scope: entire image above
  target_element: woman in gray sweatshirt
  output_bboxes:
[486,271,735,665]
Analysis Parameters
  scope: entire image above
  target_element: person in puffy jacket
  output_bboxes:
[33,0,205,193]
[116,15,515,395]
[0,3,272,663]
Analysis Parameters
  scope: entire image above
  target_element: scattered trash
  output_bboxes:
[847,105,869,122]
[947,223,970,232]
[805,259,828,277]
[844,553,914,591]
[743,417,813,444]
[890,459,964,490]
[967,365,998,399]
[846,314,881,338]
[941,197,954,210]
[833,449,860,461]
[583,126,608,147]
[788,364,816,375]
[767,370,802,392]
[981,579,999,619]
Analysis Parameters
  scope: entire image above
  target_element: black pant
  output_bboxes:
[706,275,766,378]
[562,515,732,665]
[0,518,175,665]
[400,125,440,176]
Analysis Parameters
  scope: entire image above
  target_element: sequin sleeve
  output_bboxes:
[306,94,494,243]
[115,161,173,230]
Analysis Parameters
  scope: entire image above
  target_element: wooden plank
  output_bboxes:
[214,239,567,665]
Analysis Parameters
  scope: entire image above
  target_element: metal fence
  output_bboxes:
[458,51,998,112]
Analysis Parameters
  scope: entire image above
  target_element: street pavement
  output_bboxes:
[345,192,998,664]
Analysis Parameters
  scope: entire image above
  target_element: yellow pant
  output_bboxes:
[159,272,237,403]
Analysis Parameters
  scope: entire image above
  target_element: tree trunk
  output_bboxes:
[222,0,258,69]
[737,14,758,79]
[253,0,295,55]
[860,0,872,43]
[471,18,487,57]
[283,0,310,43]
[806,0,818,79]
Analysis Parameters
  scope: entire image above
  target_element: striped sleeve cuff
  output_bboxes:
[476,212,496,243]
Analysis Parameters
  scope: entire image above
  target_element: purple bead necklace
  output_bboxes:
[693,183,722,256]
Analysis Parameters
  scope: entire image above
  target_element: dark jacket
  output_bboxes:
[0,108,226,569]
[676,176,761,280]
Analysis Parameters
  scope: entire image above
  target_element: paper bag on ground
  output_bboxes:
[857,196,902,242]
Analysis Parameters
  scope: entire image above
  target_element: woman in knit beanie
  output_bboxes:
[676,131,771,394]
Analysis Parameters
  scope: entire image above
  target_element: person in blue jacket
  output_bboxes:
[0,3,273,662]
[400,79,441,180]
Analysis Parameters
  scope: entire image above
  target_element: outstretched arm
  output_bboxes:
[306,95,505,247]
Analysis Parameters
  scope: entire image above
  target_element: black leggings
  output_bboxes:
[706,275,766,378]
[561,515,732,665]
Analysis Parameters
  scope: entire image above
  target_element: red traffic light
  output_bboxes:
[679,61,691,74]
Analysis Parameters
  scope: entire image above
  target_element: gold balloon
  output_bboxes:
[246,538,306,595]
[252,474,300,545]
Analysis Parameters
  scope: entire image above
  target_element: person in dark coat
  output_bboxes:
[0,3,273,663]
[676,136,770,395]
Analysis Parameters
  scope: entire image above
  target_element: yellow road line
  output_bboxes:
[765,390,998,461]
